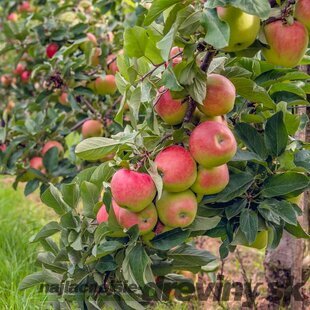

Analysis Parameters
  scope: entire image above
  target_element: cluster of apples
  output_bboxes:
[6,1,33,22]
[96,70,237,236]
[217,2,309,68]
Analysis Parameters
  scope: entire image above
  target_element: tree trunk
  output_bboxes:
[264,66,309,309]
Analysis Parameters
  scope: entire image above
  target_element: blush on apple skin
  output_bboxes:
[262,20,309,68]
[118,203,158,235]
[111,169,157,212]
[155,145,197,192]
[189,121,237,168]
[42,141,64,156]
[154,90,188,125]
[156,190,197,228]
[191,164,229,195]
[81,120,104,139]
[198,74,236,117]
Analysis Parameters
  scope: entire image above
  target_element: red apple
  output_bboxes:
[118,203,158,235]
[96,200,121,224]
[170,46,183,65]
[94,75,117,95]
[189,121,237,168]
[155,145,197,192]
[156,190,197,228]
[20,70,31,83]
[7,13,18,22]
[154,221,173,234]
[191,164,229,195]
[154,90,188,125]
[262,20,309,68]
[86,33,97,45]
[46,43,59,59]
[14,63,26,75]
[111,169,156,212]
[1,75,12,87]
[295,0,310,32]
[106,54,119,75]
[29,157,45,173]
[198,74,236,117]
[18,1,32,12]
[42,141,64,156]
[58,92,69,106]
[81,120,104,138]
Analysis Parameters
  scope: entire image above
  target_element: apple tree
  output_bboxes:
[0,0,128,194]
[0,0,308,308]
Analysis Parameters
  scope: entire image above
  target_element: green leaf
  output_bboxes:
[259,199,298,226]
[201,9,229,49]
[92,241,124,259]
[129,244,154,288]
[144,0,181,26]
[202,171,254,203]
[186,69,207,104]
[162,66,184,91]
[43,147,59,173]
[269,82,306,99]
[285,222,309,239]
[205,0,271,19]
[41,184,69,215]
[234,123,267,159]
[151,228,190,250]
[240,209,258,243]
[294,150,310,171]
[90,163,116,189]
[168,244,216,269]
[189,216,221,231]
[124,26,148,58]
[75,137,124,161]
[225,199,247,220]
[230,77,275,109]
[24,179,40,196]
[147,159,163,199]
[262,172,309,198]
[19,268,62,291]
[61,183,80,209]
[264,111,288,157]
[30,222,61,243]
[81,181,100,218]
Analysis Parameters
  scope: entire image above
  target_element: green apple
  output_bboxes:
[217,6,260,52]
[156,190,197,228]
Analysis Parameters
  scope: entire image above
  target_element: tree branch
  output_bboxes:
[140,51,183,81]
[200,49,217,73]
[69,117,90,132]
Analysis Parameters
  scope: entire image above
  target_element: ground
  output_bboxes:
[0,178,272,309]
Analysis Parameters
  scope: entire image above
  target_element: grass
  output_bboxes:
[0,180,48,309]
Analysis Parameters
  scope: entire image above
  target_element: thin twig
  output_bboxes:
[140,51,183,81]
[69,117,90,132]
